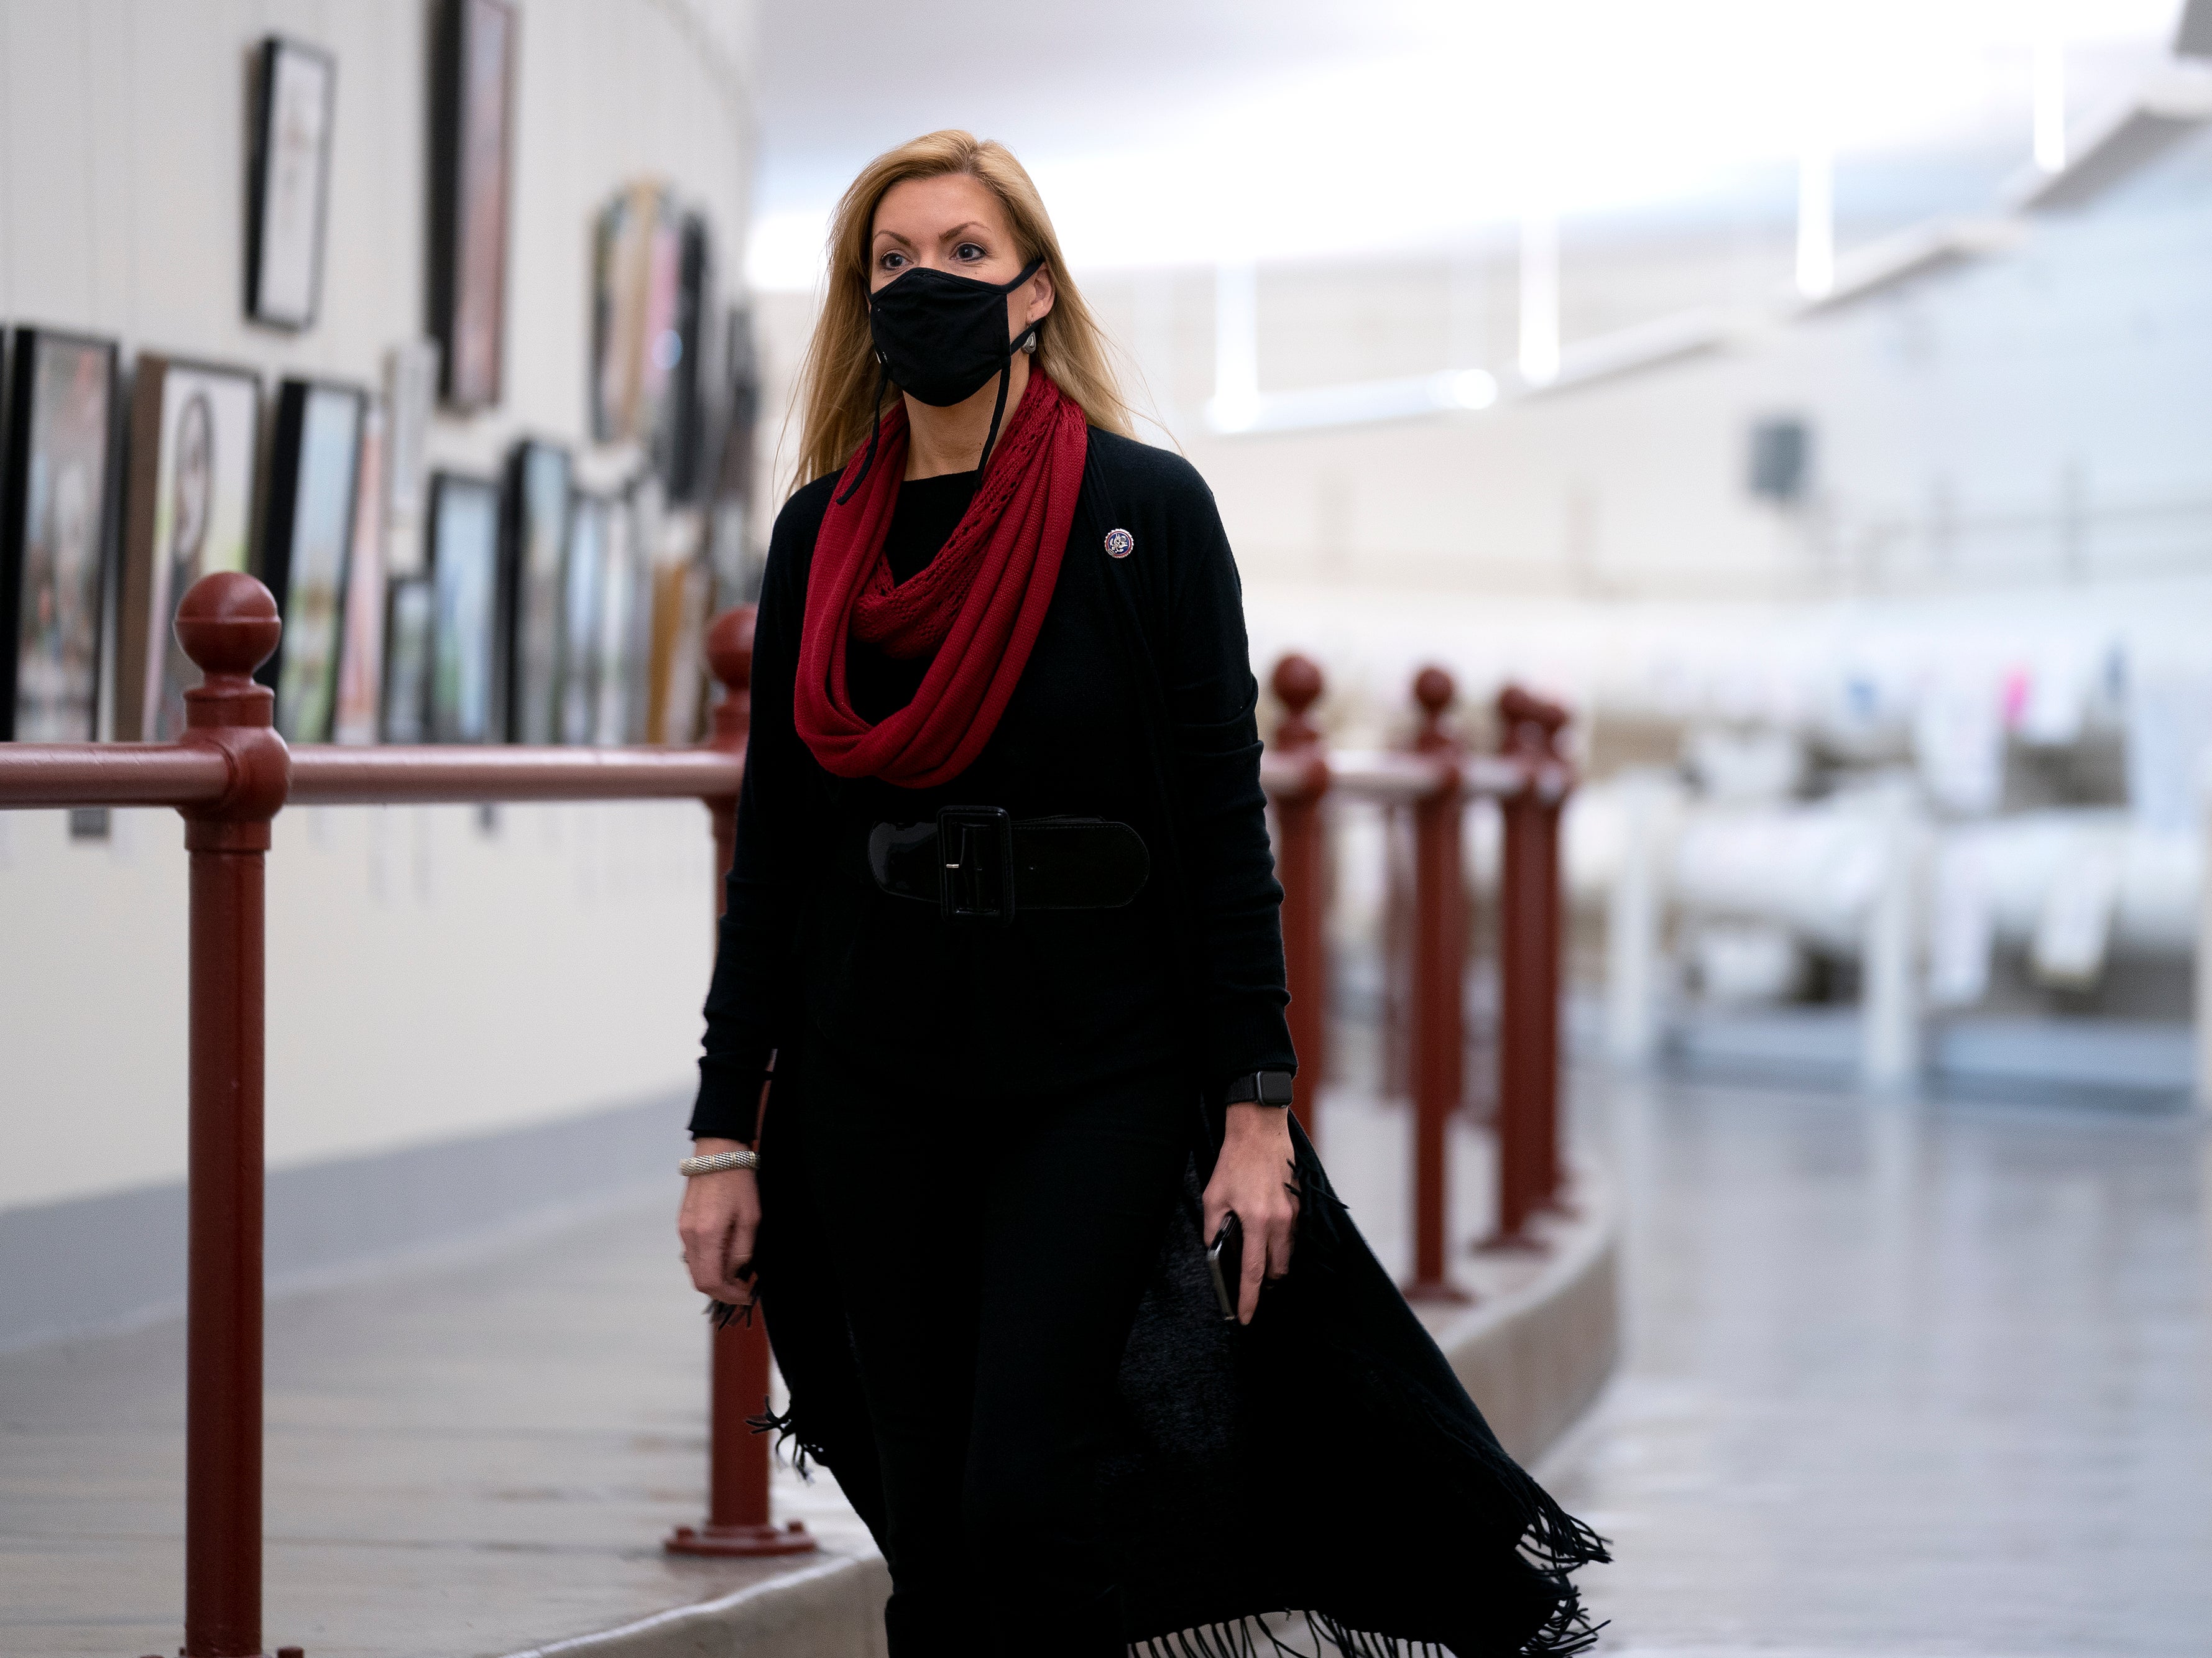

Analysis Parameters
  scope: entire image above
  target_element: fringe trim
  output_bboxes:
[1128,1604,1606,1658]
[744,1399,830,1483]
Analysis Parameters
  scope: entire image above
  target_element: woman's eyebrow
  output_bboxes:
[935,221,990,242]
[871,228,916,247]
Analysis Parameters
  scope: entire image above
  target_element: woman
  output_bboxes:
[679,131,1605,1658]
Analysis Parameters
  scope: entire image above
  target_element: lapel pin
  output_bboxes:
[1104,527,1135,559]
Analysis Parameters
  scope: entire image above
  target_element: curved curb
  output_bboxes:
[505,1191,1621,1658]
[1431,1188,1622,1467]
[501,1550,891,1658]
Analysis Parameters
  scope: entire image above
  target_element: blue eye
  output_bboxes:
[880,251,906,270]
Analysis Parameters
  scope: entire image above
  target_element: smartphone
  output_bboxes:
[1206,1211,1243,1323]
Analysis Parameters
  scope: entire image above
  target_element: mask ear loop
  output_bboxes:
[976,320,1039,479]
[975,259,1048,477]
[834,355,894,506]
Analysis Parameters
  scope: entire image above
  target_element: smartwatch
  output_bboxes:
[1224,1069,1294,1108]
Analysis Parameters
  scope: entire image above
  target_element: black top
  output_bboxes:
[689,430,1295,1139]
[849,467,975,724]
[883,468,975,583]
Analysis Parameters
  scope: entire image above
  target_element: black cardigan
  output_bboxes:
[691,429,1296,1138]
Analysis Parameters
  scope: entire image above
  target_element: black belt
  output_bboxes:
[867,806,1149,923]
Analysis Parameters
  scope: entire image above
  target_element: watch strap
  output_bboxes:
[1224,1069,1294,1108]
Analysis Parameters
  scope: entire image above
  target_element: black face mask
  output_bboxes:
[838,256,1046,503]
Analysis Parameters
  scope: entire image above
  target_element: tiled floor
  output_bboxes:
[0,1089,1537,1658]
[1546,1077,2212,1656]
[0,1191,876,1658]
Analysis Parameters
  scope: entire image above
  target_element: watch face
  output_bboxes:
[1259,1071,1294,1107]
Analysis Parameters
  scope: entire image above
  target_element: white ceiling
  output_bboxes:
[750,0,2190,287]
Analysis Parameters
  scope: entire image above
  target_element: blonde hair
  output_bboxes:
[789,131,1134,492]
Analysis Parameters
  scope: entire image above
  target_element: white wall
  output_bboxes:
[1115,188,2212,601]
[0,0,755,1214]
[0,802,715,1212]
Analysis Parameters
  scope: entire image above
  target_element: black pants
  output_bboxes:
[801,1032,1194,1657]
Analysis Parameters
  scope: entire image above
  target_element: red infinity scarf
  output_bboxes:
[795,370,1089,788]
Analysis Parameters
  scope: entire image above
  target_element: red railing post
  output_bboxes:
[1486,685,1571,1251]
[173,574,292,1658]
[667,607,814,1559]
[1404,666,1470,1303]
[1269,655,1330,1146]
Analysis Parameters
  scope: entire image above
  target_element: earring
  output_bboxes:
[1022,333,1038,354]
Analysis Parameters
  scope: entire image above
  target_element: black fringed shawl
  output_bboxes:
[732,432,1610,1656]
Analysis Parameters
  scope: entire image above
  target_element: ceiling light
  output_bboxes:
[1519,209,1560,387]
[2033,6,2068,172]
[2007,63,2212,211]
[1795,143,1835,300]
[1450,370,1500,410]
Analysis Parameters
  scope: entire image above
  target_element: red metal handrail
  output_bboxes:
[287,745,740,804]
[1267,655,1331,1143]
[0,572,807,1658]
[1260,656,1576,1302]
[1491,686,1575,1247]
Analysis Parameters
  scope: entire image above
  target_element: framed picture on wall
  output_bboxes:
[116,354,260,740]
[260,379,367,742]
[426,472,502,742]
[706,304,761,610]
[0,328,118,743]
[331,405,388,745]
[589,190,643,443]
[382,339,439,532]
[592,184,709,478]
[502,440,570,744]
[664,213,712,501]
[430,0,517,411]
[382,574,433,742]
[594,489,651,746]
[246,36,338,329]
[647,560,708,744]
[556,494,606,745]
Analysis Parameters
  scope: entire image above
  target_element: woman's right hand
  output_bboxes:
[678,1136,761,1309]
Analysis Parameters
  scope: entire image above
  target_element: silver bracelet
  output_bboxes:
[680,1148,759,1176]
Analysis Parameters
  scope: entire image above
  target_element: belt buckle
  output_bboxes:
[936,804,1015,923]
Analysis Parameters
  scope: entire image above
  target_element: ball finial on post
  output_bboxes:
[1411,665,1457,754]
[173,573,288,832]
[705,607,755,698]
[1495,684,1569,760]
[704,606,756,754]
[175,571,282,684]
[1271,653,1325,750]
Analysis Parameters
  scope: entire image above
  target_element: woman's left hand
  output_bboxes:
[1202,1102,1301,1325]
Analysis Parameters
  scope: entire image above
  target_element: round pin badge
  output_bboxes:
[1104,527,1135,559]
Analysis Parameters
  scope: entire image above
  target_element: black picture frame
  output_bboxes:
[705,304,760,610]
[502,440,571,744]
[1,326,119,743]
[556,493,606,745]
[117,354,263,741]
[259,377,367,742]
[382,574,433,743]
[246,35,338,331]
[663,213,712,502]
[426,471,503,743]
[430,0,517,410]
[597,484,653,746]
